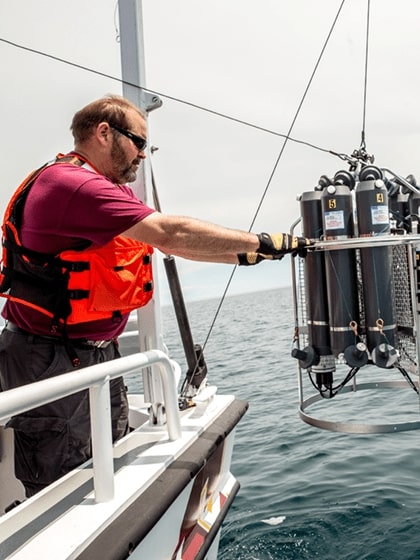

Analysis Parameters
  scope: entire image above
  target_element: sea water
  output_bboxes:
[122,287,420,560]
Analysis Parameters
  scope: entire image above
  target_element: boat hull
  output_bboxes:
[0,395,247,560]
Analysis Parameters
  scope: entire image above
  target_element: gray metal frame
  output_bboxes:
[291,232,420,434]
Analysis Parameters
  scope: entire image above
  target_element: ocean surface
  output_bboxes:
[122,287,420,560]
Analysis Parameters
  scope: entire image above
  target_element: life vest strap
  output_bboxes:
[1,156,154,330]
[68,289,90,300]
[60,260,90,272]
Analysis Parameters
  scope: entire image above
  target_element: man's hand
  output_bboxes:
[257,233,311,257]
[238,252,283,266]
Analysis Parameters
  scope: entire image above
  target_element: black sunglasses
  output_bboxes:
[109,124,147,152]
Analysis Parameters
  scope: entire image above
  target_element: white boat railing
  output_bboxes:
[0,349,182,503]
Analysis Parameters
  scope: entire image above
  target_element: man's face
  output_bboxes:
[108,111,147,184]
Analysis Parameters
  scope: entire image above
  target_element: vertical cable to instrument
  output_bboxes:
[361,0,386,341]
[149,2,349,364]
[360,0,371,150]
[199,1,348,354]
[248,0,347,232]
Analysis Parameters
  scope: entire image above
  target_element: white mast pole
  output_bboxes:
[118,0,167,417]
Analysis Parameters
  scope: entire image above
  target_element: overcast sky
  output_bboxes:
[1,0,420,304]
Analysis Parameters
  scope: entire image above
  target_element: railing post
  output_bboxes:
[89,377,114,502]
[158,357,182,440]
[0,351,182,504]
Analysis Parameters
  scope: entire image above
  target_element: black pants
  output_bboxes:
[0,328,129,498]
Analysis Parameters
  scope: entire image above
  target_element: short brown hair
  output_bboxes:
[70,95,145,144]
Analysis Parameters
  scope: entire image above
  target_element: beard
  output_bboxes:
[109,137,141,184]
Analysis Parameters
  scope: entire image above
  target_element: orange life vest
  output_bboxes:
[59,235,153,324]
[0,155,154,329]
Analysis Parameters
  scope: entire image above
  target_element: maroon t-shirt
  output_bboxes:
[2,160,155,339]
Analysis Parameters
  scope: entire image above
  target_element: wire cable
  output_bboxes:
[247,0,347,232]
[200,0,348,354]
[0,7,348,380]
[0,36,343,159]
[360,0,371,150]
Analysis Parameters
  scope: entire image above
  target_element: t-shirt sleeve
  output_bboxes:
[62,174,155,246]
[22,165,156,251]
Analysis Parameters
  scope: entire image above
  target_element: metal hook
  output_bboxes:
[349,320,359,336]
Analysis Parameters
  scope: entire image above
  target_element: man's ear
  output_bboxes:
[96,122,111,146]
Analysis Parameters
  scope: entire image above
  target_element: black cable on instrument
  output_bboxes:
[308,366,360,399]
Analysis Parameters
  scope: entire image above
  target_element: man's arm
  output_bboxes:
[123,212,259,263]
[123,212,311,264]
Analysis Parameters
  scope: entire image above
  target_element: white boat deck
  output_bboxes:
[0,392,246,559]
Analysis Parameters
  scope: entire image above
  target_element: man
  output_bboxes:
[0,95,309,497]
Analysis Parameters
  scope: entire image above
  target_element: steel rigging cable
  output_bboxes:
[0,36,345,159]
[0,2,349,358]
[198,0,349,358]
[0,1,353,369]
[361,0,371,152]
